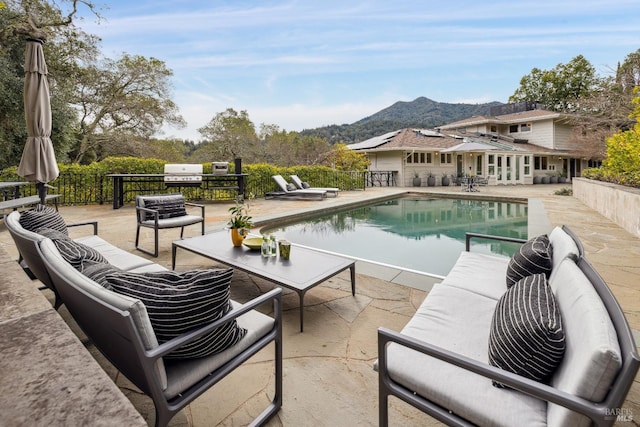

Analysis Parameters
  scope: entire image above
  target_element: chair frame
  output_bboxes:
[37,238,283,427]
[135,195,205,257]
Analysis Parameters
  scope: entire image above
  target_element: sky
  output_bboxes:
[77,0,640,142]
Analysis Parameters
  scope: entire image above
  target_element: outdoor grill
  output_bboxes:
[163,163,203,187]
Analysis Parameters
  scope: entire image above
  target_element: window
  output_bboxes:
[524,156,531,175]
[406,152,432,164]
[509,123,532,133]
[488,154,495,176]
[534,156,548,170]
[440,153,452,164]
[490,125,497,133]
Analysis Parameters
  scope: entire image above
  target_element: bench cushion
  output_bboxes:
[75,235,158,271]
[505,234,552,288]
[547,258,622,426]
[387,284,546,426]
[103,268,247,360]
[18,205,67,234]
[37,228,108,271]
[548,226,580,268]
[163,301,275,399]
[440,251,509,300]
[489,273,565,387]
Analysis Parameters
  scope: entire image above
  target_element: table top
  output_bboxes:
[0,181,29,189]
[173,231,355,292]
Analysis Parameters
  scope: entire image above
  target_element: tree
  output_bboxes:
[260,124,330,166]
[72,54,186,163]
[509,55,600,112]
[197,108,259,161]
[321,143,370,171]
[0,0,100,168]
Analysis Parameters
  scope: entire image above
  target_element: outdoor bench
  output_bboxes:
[378,225,639,427]
[5,208,283,427]
[0,194,61,213]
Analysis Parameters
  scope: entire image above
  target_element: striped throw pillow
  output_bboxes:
[142,195,187,220]
[488,274,565,388]
[37,227,107,271]
[506,234,552,288]
[104,268,246,360]
[19,205,67,235]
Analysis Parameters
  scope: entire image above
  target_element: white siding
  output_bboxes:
[552,123,573,150]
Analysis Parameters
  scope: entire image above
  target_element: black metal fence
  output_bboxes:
[10,170,371,207]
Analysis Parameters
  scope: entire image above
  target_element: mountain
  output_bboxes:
[299,97,502,144]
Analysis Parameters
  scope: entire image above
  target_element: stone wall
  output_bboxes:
[573,177,640,238]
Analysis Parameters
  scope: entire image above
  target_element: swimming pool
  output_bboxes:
[262,196,528,276]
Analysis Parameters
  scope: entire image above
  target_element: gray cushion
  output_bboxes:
[489,273,565,387]
[82,261,122,289]
[547,258,622,426]
[548,226,580,269]
[104,268,247,360]
[301,181,310,189]
[286,183,296,191]
[19,205,67,235]
[506,234,552,288]
[387,284,547,426]
[141,195,187,220]
[440,251,509,300]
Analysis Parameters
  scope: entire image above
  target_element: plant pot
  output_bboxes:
[413,177,422,187]
[230,228,247,247]
[549,176,558,184]
[533,176,542,184]
[427,177,436,187]
[559,176,567,183]
[541,176,549,184]
[441,177,450,186]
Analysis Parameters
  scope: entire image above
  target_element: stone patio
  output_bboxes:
[1,184,638,426]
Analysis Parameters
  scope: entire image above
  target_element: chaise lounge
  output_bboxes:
[265,175,328,200]
[289,175,339,197]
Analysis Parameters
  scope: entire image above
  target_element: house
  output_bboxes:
[349,102,599,187]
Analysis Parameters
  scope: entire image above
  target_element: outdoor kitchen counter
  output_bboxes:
[107,173,247,209]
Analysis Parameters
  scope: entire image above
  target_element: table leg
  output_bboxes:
[298,290,306,332]
[350,264,356,296]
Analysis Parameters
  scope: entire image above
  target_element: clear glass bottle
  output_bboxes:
[269,235,277,256]
[261,235,269,257]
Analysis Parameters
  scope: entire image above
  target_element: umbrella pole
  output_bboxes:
[36,182,46,205]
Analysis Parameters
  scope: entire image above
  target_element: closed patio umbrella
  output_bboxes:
[17,38,59,204]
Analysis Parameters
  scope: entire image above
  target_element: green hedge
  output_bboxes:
[1,157,366,206]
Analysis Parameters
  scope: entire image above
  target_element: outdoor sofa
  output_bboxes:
[378,225,639,426]
[6,206,283,427]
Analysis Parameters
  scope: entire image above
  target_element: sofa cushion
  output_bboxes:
[489,273,565,387]
[37,227,108,271]
[548,226,580,269]
[440,251,509,300]
[19,205,67,235]
[75,235,157,271]
[104,268,247,360]
[140,195,187,220]
[547,258,622,426]
[387,284,547,426]
[505,234,552,288]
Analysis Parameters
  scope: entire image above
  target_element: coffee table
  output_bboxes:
[172,231,356,332]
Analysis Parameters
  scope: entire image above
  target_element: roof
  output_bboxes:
[347,127,568,155]
[348,128,462,152]
[439,108,568,130]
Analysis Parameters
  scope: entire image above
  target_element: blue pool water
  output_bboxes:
[262,196,528,276]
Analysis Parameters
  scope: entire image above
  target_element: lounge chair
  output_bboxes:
[289,175,339,197]
[266,175,327,200]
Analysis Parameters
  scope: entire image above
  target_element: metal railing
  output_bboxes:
[5,170,370,207]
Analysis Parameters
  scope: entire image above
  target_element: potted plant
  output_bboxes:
[549,172,558,184]
[228,195,253,246]
[412,171,422,187]
[427,171,436,187]
[441,173,450,187]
